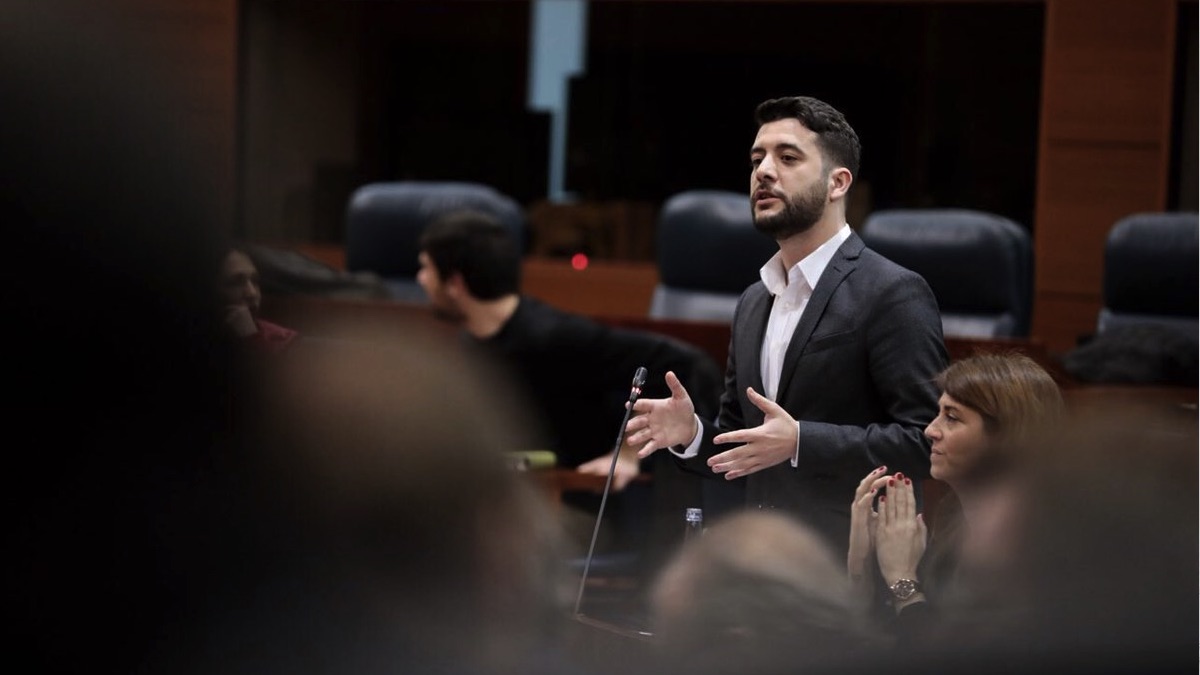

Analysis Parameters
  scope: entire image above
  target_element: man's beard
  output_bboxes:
[752,180,828,240]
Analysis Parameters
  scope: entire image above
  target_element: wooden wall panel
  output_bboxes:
[1035,143,1169,294]
[1030,291,1103,349]
[1039,0,1176,143]
[522,258,659,318]
[1032,0,1178,353]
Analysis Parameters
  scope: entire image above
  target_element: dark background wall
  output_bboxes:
[567,0,1043,230]
[239,1,1049,243]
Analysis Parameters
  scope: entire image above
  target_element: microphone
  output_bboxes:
[627,366,648,403]
[573,366,649,617]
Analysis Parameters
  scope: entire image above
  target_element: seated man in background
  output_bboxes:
[221,245,300,352]
[416,210,726,578]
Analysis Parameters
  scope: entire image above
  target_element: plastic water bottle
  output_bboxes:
[684,507,704,541]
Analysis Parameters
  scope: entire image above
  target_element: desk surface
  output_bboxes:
[527,468,651,503]
[1062,384,1198,433]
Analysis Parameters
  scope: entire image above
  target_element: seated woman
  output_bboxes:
[220,246,299,352]
[846,352,1064,641]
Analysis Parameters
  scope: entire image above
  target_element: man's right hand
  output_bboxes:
[624,370,697,458]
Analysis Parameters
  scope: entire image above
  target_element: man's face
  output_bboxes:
[749,118,830,239]
[416,251,466,324]
[221,250,261,317]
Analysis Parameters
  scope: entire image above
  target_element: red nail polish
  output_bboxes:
[880,495,887,502]
[905,478,911,485]
[888,479,895,487]
[896,472,905,480]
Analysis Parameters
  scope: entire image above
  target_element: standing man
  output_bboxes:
[625,96,947,554]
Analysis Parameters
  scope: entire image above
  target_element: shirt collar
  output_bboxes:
[760,224,852,297]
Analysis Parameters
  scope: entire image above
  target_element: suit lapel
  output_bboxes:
[776,233,864,397]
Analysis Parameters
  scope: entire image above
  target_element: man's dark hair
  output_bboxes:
[418,210,521,300]
[755,96,861,177]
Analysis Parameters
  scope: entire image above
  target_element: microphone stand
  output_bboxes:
[573,366,647,617]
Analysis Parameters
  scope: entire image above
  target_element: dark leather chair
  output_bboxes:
[1098,211,1199,340]
[344,181,527,302]
[649,190,777,323]
[859,208,1033,338]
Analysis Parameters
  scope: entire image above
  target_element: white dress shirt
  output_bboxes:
[672,224,853,467]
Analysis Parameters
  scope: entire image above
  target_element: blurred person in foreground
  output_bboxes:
[3,5,582,672]
[4,4,237,672]
[181,324,584,674]
[648,509,879,675]
[847,353,1064,636]
[952,404,1198,673]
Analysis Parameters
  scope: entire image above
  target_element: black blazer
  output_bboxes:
[685,232,948,553]
[480,295,724,468]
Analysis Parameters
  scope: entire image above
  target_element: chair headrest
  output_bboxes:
[648,286,742,323]
[860,209,1031,315]
[1103,212,1199,318]
[344,181,526,276]
[656,190,777,293]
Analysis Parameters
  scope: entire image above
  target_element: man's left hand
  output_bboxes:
[708,387,798,480]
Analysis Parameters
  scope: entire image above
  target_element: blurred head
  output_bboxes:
[228,323,570,672]
[925,353,1064,487]
[220,248,262,316]
[950,406,1197,671]
[650,510,874,674]
[416,210,520,321]
[5,4,234,670]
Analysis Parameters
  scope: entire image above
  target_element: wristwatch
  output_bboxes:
[888,578,921,602]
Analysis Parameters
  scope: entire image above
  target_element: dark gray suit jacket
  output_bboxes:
[684,231,948,553]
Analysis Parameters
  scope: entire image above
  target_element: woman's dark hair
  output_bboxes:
[936,352,1064,444]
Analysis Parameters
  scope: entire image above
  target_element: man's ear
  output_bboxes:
[444,272,468,299]
[828,167,853,202]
